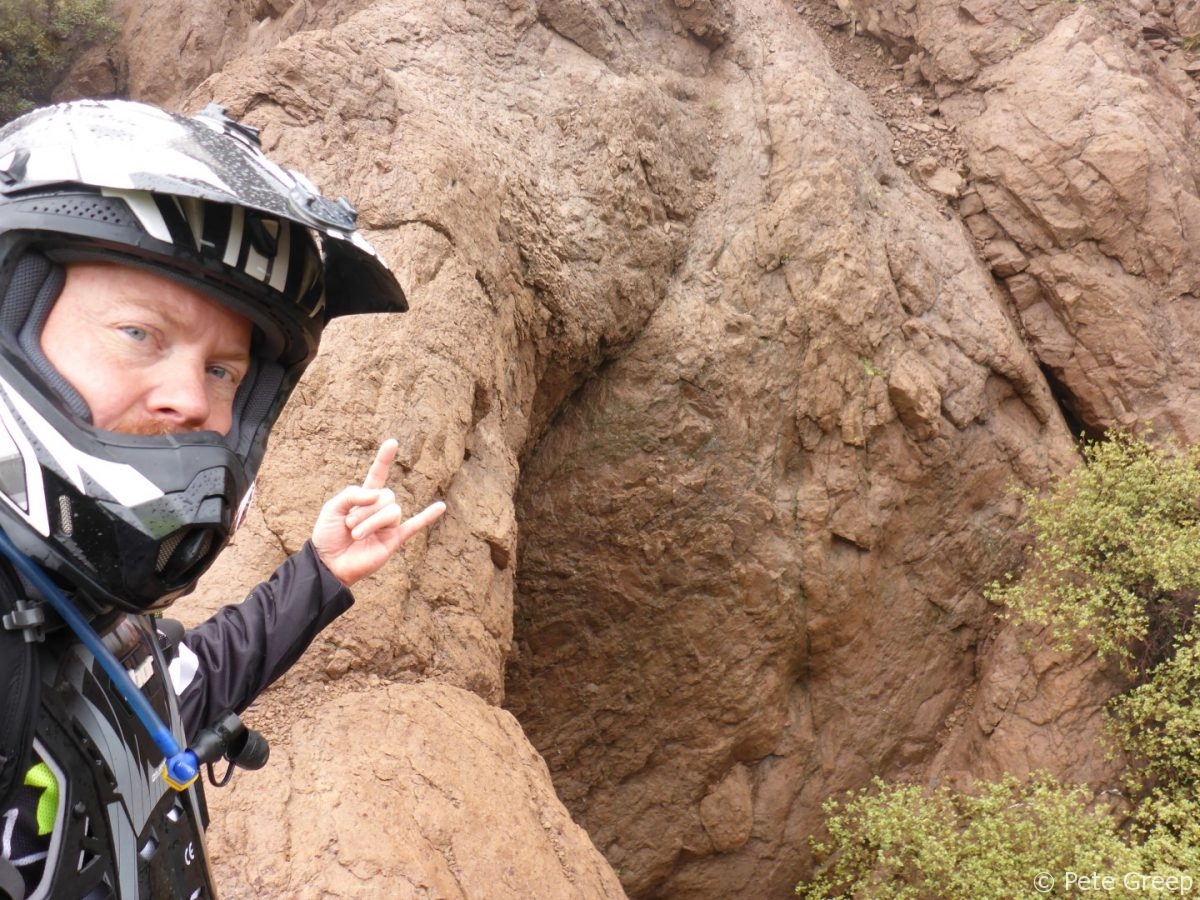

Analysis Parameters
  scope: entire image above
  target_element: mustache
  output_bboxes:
[105,417,184,436]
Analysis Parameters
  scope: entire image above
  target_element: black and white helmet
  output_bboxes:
[0,99,407,616]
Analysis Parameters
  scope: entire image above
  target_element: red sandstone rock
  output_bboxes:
[55,0,1200,896]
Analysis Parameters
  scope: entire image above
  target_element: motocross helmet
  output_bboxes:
[0,99,407,616]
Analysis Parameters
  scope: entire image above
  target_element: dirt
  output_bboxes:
[792,0,1200,208]
[791,0,969,206]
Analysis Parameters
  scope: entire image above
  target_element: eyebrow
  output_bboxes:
[107,294,252,365]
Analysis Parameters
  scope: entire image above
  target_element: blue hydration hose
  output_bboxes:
[0,527,200,791]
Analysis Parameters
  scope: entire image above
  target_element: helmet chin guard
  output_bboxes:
[0,100,408,615]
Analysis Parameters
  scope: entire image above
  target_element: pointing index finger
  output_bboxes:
[362,438,399,490]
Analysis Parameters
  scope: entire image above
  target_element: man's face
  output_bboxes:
[40,262,253,435]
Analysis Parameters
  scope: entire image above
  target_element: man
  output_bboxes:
[0,100,443,898]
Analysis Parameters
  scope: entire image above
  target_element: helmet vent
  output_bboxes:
[26,195,133,227]
[57,494,72,537]
[156,527,215,580]
[156,531,186,571]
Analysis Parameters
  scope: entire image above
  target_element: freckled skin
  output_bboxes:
[40,262,252,436]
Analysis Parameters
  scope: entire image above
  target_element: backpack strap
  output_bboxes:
[0,856,25,900]
[0,564,40,813]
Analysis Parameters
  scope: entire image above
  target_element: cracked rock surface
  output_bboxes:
[58,0,1200,896]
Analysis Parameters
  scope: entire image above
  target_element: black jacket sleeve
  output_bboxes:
[176,541,354,737]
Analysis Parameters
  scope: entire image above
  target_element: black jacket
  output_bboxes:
[0,541,353,900]
[176,541,354,735]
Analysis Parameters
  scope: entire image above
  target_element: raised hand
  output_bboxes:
[310,438,446,586]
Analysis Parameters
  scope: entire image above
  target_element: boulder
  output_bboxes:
[201,682,625,899]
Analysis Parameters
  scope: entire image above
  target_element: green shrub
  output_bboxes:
[987,432,1200,829]
[796,774,1143,899]
[1108,631,1200,868]
[986,432,1200,673]
[0,0,118,124]
[798,432,1200,896]
[1111,634,1200,793]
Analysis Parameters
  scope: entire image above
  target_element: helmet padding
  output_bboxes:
[5,254,89,420]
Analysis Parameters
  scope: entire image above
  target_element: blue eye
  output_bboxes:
[208,365,232,382]
[120,325,148,341]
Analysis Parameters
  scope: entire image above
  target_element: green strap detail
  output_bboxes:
[24,762,58,836]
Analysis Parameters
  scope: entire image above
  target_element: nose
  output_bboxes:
[146,358,216,433]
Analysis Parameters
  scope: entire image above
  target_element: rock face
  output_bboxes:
[502,2,1076,891]
[57,0,1200,896]
[203,681,626,899]
[839,0,1200,445]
